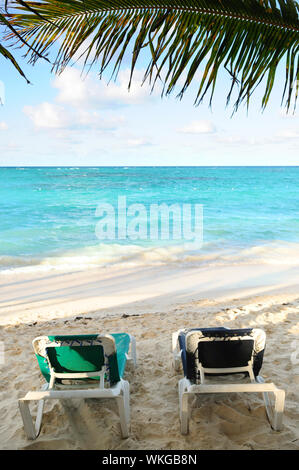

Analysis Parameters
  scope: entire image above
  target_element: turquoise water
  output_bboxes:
[0,166,298,272]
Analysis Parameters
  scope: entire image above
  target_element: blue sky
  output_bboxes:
[0,39,298,166]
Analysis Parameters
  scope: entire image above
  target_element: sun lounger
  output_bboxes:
[19,333,137,439]
[172,327,285,434]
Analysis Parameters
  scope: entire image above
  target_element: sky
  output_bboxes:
[0,28,299,167]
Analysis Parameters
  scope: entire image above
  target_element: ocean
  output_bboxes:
[0,166,298,273]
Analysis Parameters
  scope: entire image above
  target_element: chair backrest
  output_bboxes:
[32,334,121,385]
[180,327,266,383]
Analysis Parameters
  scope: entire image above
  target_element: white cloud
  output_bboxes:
[53,68,92,107]
[23,102,68,129]
[76,109,125,129]
[23,65,160,138]
[23,100,125,132]
[126,137,152,148]
[23,65,158,136]
[103,69,155,105]
[0,121,8,130]
[178,120,216,134]
[53,67,157,109]
[216,135,259,146]
[216,128,299,147]
[275,128,299,139]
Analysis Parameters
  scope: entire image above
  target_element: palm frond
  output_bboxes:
[6,0,299,111]
[0,10,30,83]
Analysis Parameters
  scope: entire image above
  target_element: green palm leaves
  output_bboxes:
[0,9,29,83]
[5,1,299,111]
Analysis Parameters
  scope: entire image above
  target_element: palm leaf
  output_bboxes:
[0,10,30,83]
[6,0,299,111]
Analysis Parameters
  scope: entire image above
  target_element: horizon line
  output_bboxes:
[1,165,299,169]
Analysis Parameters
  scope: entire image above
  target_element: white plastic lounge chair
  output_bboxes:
[172,327,285,435]
[19,333,137,440]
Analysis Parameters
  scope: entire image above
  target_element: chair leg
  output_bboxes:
[272,389,285,431]
[19,396,46,440]
[257,376,285,431]
[116,380,130,439]
[180,393,189,435]
[19,399,37,440]
[35,398,46,437]
[179,379,189,435]
[262,389,285,431]
[123,380,130,427]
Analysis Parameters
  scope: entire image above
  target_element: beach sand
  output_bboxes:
[0,262,298,450]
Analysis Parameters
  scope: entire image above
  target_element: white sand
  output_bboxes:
[0,262,298,450]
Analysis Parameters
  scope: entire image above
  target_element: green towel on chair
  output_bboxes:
[35,333,131,385]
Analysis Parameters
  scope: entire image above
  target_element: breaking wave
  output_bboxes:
[0,240,298,275]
